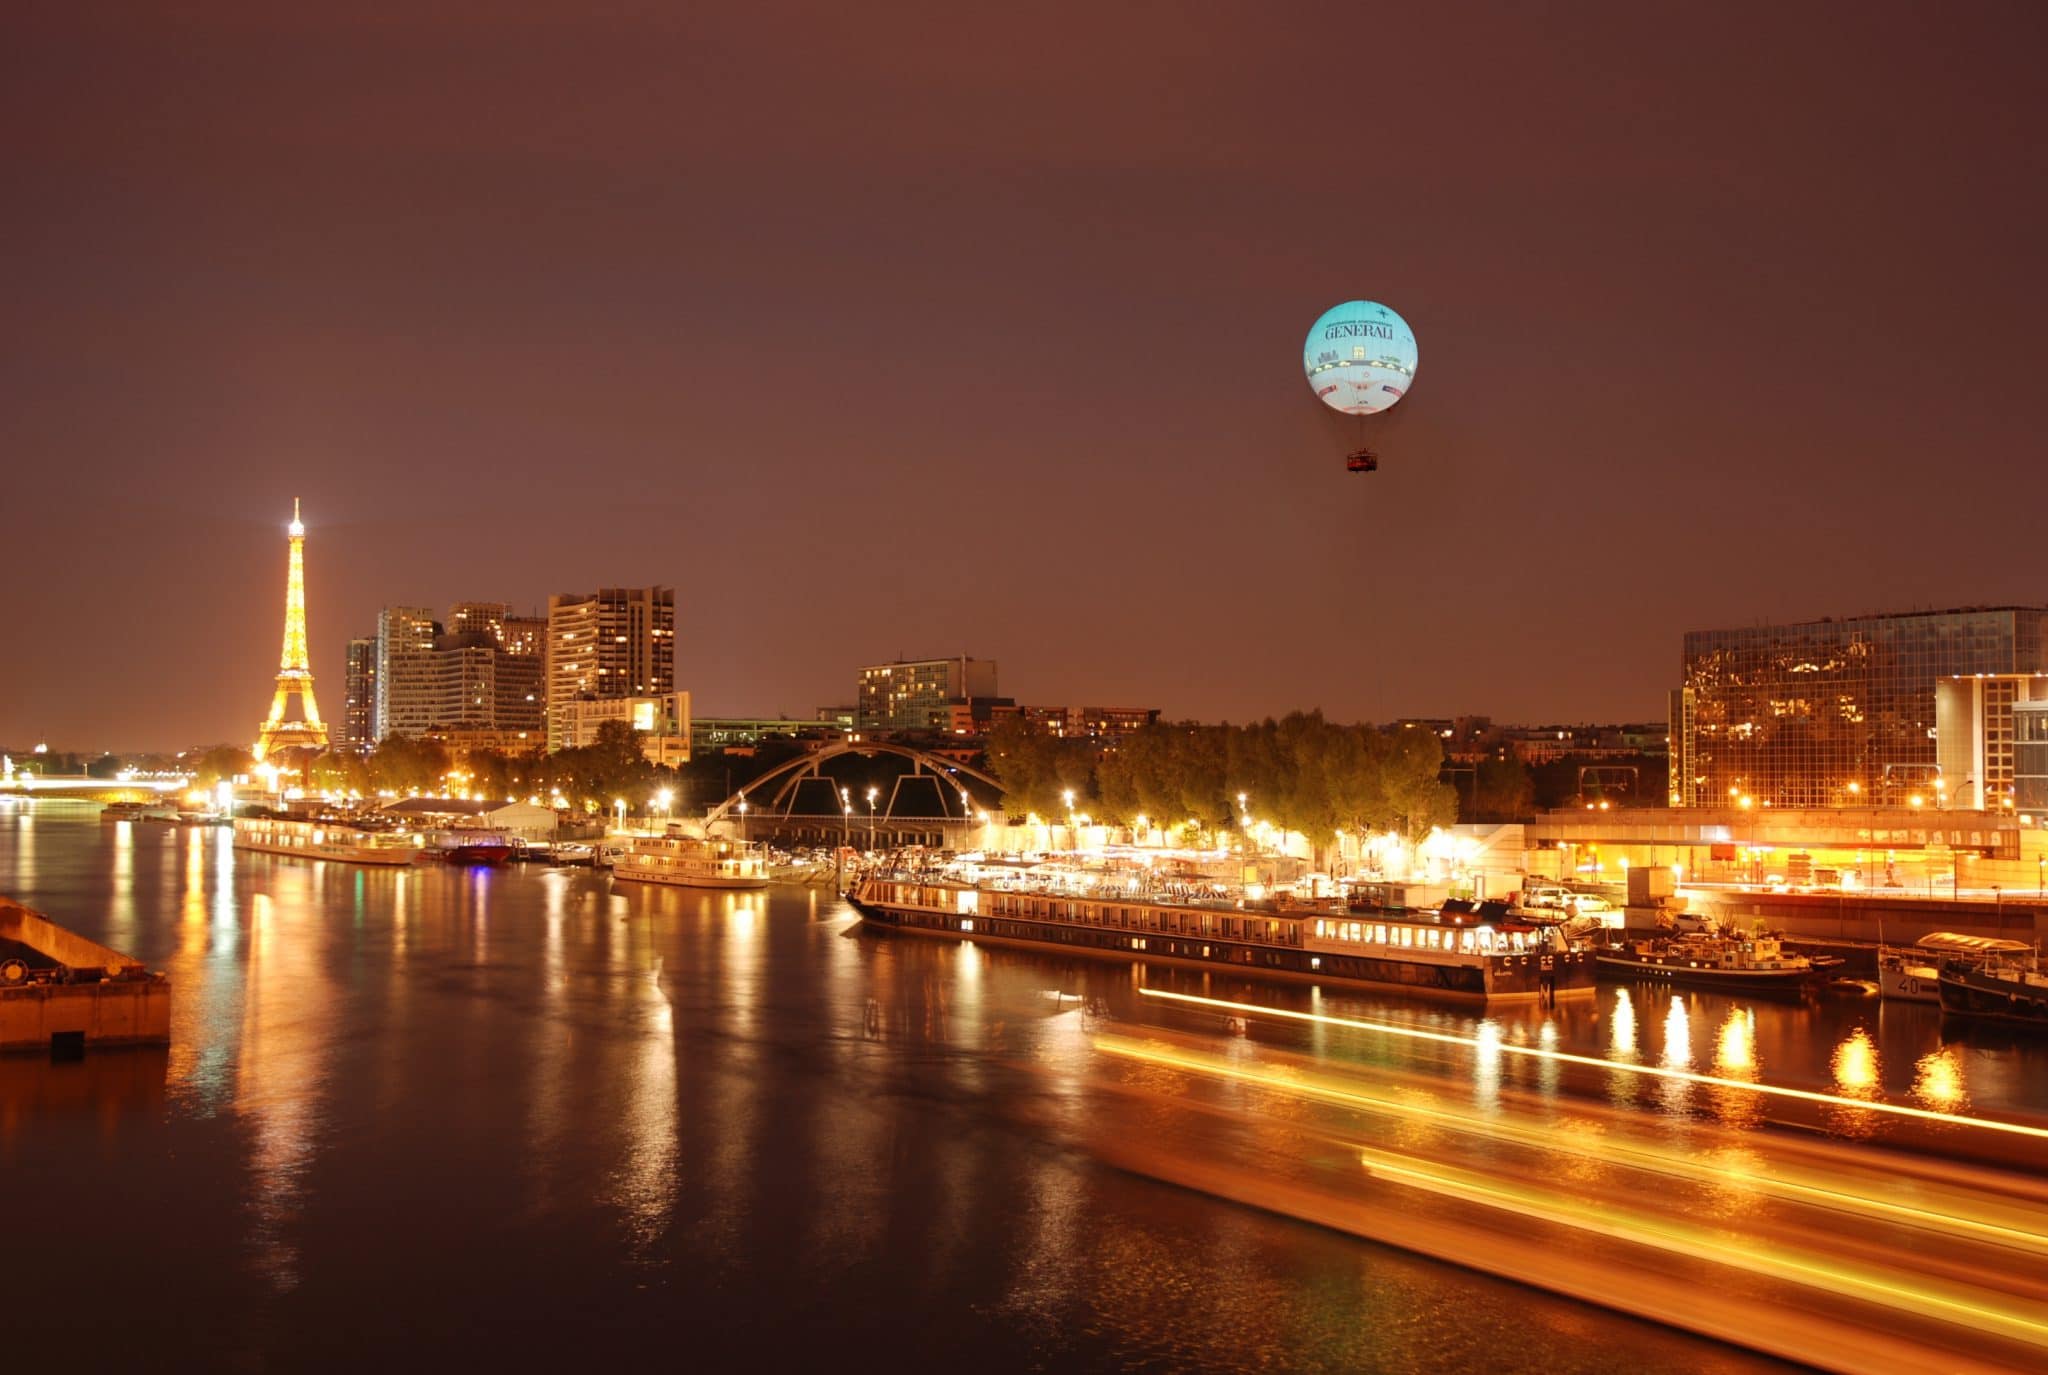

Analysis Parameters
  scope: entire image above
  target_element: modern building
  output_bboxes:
[2014,700,2048,816]
[545,587,676,751]
[371,603,547,744]
[1065,706,1161,738]
[338,637,377,750]
[692,717,836,752]
[553,692,691,767]
[856,657,998,732]
[1935,673,2048,810]
[374,606,441,742]
[1674,606,2048,808]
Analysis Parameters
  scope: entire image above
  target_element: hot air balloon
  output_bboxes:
[1303,300,1418,473]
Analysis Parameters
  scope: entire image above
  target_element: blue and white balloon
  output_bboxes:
[1303,300,1418,416]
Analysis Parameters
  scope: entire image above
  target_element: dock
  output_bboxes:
[0,897,170,1054]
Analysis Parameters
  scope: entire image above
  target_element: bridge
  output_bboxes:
[0,773,187,801]
[703,740,1005,848]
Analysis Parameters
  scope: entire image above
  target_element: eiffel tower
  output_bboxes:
[254,498,329,760]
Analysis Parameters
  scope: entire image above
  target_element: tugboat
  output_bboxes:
[1595,923,1830,994]
[1938,946,2048,1030]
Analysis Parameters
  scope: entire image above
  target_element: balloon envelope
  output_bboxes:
[1303,301,1418,416]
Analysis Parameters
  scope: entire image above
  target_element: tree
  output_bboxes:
[191,745,254,787]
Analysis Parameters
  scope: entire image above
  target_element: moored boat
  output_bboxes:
[613,831,770,890]
[847,865,1595,1005]
[424,828,517,866]
[1595,928,1827,994]
[1938,948,2048,1030]
[234,815,422,866]
[102,800,179,823]
[1882,932,2033,1004]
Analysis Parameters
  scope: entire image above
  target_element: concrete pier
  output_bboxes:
[0,897,170,1053]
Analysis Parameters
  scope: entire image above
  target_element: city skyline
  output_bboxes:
[10,5,2047,749]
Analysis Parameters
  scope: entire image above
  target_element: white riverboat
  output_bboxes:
[233,815,423,866]
[612,831,770,890]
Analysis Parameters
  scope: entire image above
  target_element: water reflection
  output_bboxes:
[1657,996,1692,1116]
[1826,1027,1882,1139]
[1911,1047,1968,1115]
[1709,1010,1762,1128]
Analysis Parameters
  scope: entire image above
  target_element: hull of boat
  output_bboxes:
[1594,952,1818,994]
[1938,968,2048,1029]
[613,865,768,890]
[435,845,514,867]
[1879,963,1942,1003]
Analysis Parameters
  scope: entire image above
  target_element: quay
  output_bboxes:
[0,897,170,1054]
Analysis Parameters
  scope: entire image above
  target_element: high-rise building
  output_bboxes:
[1674,606,2048,808]
[338,637,377,750]
[857,656,998,732]
[545,587,676,751]
[372,602,548,744]
[374,606,440,742]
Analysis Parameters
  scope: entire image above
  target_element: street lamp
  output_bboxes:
[866,785,878,848]
[655,788,672,828]
[1063,788,1076,851]
[738,795,748,843]
[613,797,626,832]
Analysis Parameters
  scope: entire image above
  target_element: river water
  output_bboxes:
[9,805,2041,1371]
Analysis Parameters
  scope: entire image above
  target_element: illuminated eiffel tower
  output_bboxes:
[253,498,329,760]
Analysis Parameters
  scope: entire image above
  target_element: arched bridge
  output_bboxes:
[704,740,1005,847]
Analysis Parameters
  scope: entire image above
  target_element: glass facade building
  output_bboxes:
[1675,607,2048,808]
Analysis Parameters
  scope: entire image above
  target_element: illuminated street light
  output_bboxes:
[866,785,878,848]
[738,795,748,843]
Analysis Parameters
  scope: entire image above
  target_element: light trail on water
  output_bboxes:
[1137,987,2048,1141]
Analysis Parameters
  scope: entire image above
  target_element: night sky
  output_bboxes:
[7,3,2045,752]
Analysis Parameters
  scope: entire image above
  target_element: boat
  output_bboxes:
[1595,927,1827,993]
[1882,932,2032,1004]
[101,800,178,823]
[1938,946,2048,1029]
[546,842,594,866]
[2,895,171,1053]
[612,830,770,890]
[846,863,1596,1005]
[423,828,518,867]
[233,815,423,866]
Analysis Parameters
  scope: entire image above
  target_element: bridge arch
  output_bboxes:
[703,740,1003,827]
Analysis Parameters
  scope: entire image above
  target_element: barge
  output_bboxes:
[847,869,1594,1004]
[1,896,170,1053]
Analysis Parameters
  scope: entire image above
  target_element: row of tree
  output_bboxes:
[985,712,1457,864]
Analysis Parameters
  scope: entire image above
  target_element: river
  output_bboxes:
[8,804,2043,1371]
